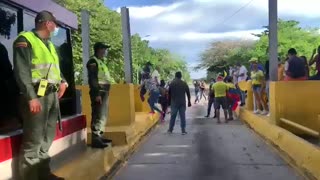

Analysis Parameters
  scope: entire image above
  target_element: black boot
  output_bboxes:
[181,129,187,135]
[47,173,65,180]
[91,136,109,148]
[100,137,112,144]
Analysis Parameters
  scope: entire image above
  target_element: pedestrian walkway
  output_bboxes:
[113,104,303,180]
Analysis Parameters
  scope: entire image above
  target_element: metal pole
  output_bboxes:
[81,10,90,85]
[268,0,278,81]
[121,7,133,83]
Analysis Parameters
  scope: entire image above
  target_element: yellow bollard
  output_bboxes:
[245,81,254,111]
[238,81,253,111]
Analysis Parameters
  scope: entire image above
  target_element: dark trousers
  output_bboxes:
[194,90,200,103]
[227,97,233,119]
[169,104,186,132]
[159,97,168,118]
[90,91,109,139]
[19,93,59,180]
[199,89,207,100]
[207,97,215,116]
[148,90,162,113]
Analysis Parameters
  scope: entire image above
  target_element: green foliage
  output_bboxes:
[199,19,320,78]
[55,0,190,84]
[197,40,254,74]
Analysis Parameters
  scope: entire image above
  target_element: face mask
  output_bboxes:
[50,27,60,37]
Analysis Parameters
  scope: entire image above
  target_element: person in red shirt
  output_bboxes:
[309,46,320,80]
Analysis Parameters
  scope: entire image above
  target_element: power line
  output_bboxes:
[215,0,255,27]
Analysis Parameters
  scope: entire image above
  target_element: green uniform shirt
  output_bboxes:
[13,31,66,100]
[86,56,111,97]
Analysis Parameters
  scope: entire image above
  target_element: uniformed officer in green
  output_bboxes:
[87,42,115,148]
[13,11,67,180]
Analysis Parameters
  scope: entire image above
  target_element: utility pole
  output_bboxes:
[268,0,278,81]
[121,7,133,83]
[81,10,90,85]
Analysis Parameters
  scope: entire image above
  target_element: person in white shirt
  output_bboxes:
[231,65,239,85]
[151,67,160,85]
[236,62,248,106]
[141,73,162,115]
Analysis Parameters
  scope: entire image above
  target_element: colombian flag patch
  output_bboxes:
[15,42,28,48]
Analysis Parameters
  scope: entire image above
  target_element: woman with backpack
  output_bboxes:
[140,73,163,117]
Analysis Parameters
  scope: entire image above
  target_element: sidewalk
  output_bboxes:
[113,103,303,180]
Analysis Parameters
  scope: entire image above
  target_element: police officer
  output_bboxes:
[13,11,67,180]
[87,42,114,148]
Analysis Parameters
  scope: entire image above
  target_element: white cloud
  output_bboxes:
[118,2,184,19]
[121,0,320,79]
[179,29,262,41]
[158,12,200,25]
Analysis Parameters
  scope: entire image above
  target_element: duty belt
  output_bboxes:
[34,83,59,96]
[99,84,111,92]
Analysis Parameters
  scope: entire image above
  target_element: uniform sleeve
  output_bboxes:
[87,59,100,97]
[13,36,37,100]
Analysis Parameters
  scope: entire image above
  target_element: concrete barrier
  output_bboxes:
[269,81,320,134]
[55,85,160,179]
[240,109,320,180]
[107,84,135,126]
[238,80,254,111]
[77,84,159,146]
[133,85,151,113]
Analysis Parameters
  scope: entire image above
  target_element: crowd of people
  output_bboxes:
[193,75,240,123]
[190,46,320,122]
[139,62,191,135]
[2,18,319,179]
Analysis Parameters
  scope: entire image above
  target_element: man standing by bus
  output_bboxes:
[13,11,67,180]
[87,42,115,148]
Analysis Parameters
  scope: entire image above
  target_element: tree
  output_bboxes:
[55,0,191,84]
[197,40,254,79]
[198,19,320,78]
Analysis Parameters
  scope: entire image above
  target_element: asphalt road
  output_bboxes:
[113,100,303,180]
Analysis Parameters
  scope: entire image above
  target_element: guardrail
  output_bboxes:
[280,118,320,140]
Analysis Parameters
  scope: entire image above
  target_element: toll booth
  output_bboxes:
[0,1,86,179]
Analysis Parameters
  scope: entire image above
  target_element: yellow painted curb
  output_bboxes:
[54,112,159,180]
[240,109,320,180]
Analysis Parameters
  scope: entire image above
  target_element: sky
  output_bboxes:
[105,0,320,79]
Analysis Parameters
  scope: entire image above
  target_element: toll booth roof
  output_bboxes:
[8,0,78,29]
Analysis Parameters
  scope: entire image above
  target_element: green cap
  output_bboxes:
[35,10,58,25]
[94,42,111,51]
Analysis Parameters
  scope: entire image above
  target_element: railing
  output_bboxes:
[280,118,320,140]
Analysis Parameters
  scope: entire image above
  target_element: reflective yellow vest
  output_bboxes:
[92,56,114,84]
[18,31,61,84]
